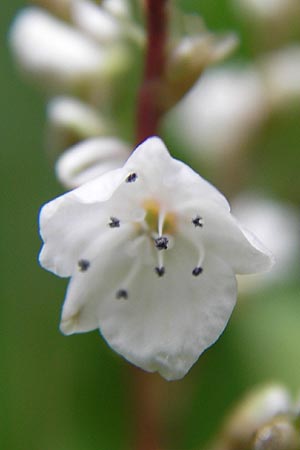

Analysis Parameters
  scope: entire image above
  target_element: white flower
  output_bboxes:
[9,6,133,92]
[39,137,273,380]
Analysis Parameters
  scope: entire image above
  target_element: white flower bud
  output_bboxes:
[47,96,110,153]
[261,46,300,108]
[212,385,292,450]
[253,417,300,450]
[55,136,130,188]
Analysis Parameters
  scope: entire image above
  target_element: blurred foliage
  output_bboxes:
[2,1,300,449]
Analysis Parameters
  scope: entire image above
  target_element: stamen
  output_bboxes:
[155,266,165,277]
[109,216,120,228]
[192,215,203,227]
[78,259,90,272]
[154,236,169,250]
[192,266,203,276]
[126,172,138,183]
[116,289,128,299]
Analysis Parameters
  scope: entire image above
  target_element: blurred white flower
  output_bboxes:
[261,46,300,108]
[39,137,273,380]
[232,194,300,291]
[168,66,268,159]
[232,0,300,24]
[56,136,130,188]
[9,5,136,92]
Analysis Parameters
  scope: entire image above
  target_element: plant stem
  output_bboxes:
[136,0,168,143]
[132,3,169,450]
[132,368,162,450]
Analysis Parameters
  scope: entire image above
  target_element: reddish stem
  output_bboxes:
[132,368,162,450]
[132,4,169,450]
[136,0,168,143]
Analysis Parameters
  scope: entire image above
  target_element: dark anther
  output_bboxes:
[109,216,120,228]
[116,289,128,299]
[154,236,169,250]
[192,215,203,227]
[155,266,165,277]
[126,172,138,183]
[78,259,90,272]
[192,266,203,276]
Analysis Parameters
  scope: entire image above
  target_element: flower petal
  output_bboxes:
[198,205,275,274]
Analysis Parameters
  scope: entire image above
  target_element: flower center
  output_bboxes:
[143,199,177,235]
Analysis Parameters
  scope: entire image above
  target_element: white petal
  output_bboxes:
[9,7,106,87]
[56,137,130,188]
[39,196,108,277]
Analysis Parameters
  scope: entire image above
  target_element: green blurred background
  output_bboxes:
[2,1,300,449]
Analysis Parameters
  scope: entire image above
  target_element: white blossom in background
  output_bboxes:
[261,46,300,108]
[39,137,273,380]
[168,66,268,160]
[9,4,136,92]
[232,194,300,291]
[56,137,130,188]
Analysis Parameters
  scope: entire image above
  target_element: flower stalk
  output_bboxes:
[134,2,169,449]
[136,0,168,143]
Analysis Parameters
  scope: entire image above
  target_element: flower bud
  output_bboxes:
[261,46,300,109]
[55,136,130,188]
[9,7,133,96]
[253,417,300,450]
[46,96,112,155]
[211,385,291,450]
[162,13,238,109]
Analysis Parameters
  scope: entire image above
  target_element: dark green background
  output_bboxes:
[2,1,300,449]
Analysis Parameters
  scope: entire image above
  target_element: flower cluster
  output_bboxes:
[39,137,273,380]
